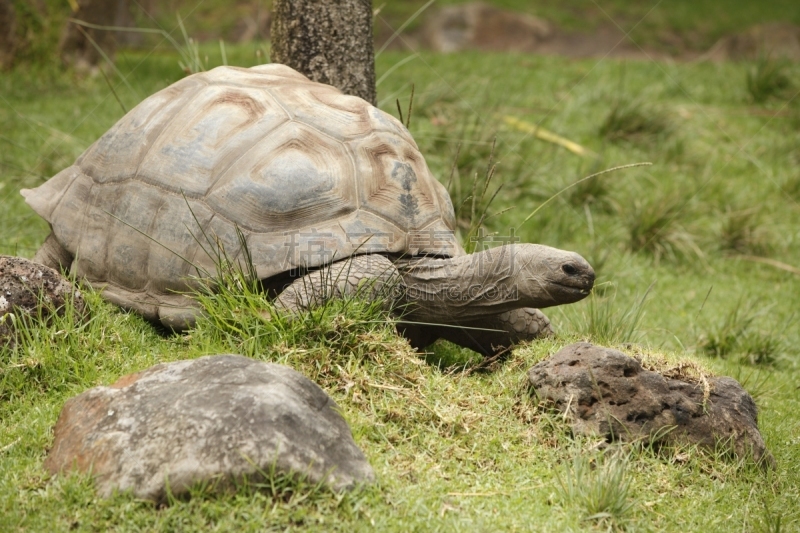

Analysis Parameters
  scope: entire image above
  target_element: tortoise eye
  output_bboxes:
[562,264,578,276]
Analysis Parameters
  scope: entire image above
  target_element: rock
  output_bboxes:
[45,355,375,501]
[706,23,800,62]
[527,343,773,466]
[421,2,553,53]
[0,255,86,346]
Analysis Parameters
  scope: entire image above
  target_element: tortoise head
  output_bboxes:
[513,244,595,308]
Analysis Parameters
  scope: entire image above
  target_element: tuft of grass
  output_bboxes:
[459,138,509,252]
[753,496,786,533]
[424,340,483,371]
[445,133,517,246]
[695,299,789,366]
[0,270,87,350]
[779,171,800,201]
[623,193,701,263]
[562,282,652,345]
[162,460,338,511]
[746,56,794,104]
[696,299,757,358]
[0,288,159,401]
[565,173,610,209]
[599,99,671,143]
[556,448,637,529]
[717,206,773,256]
[28,465,367,531]
[739,331,785,366]
[176,14,207,74]
[190,247,411,390]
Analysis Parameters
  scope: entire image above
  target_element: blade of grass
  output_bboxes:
[405,83,415,129]
[517,162,652,231]
[375,0,436,57]
[733,255,800,276]
[503,116,597,157]
[98,64,127,114]
[376,53,419,86]
[73,24,140,100]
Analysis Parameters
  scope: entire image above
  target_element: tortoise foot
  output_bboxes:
[401,308,553,358]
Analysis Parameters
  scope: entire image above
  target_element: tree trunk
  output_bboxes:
[59,0,125,70]
[270,0,376,105]
[0,0,16,69]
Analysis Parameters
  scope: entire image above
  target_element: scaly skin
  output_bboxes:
[33,232,73,273]
[274,255,402,313]
[399,308,553,357]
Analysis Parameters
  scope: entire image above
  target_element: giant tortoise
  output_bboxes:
[22,64,594,356]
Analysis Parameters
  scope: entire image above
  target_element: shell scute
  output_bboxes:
[351,132,440,232]
[135,84,289,197]
[206,64,310,86]
[206,121,357,233]
[143,195,217,294]
[98,182,162,291]
[336,212,406,254]
[78,76,206,183]
[268,84,375,141]
[45,170,92,257]
[364,106,418,149]
[70,183,114,283]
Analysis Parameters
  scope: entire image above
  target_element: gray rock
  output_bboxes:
[528,343,773,466]
[0,255,86,346]
[45,355,375,500]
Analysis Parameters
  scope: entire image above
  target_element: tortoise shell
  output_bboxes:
[22,64,460,320]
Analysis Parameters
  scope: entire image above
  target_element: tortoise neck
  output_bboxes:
[396,246,525,322]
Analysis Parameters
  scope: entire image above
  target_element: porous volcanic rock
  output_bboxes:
[0,255,86,346]
[527,343,773,465]
[45,355,375,501]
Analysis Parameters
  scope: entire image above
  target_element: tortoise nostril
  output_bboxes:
[562,264,578,276]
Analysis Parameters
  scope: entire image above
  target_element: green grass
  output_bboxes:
[556,448,636,529]
[747,56,796,104]
[2,28,800,533]
[560,282,652,346]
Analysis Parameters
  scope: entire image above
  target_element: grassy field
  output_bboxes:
[2,21,800,533]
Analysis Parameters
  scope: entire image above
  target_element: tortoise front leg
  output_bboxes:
[34,232,73,272]
[274,255,403,314]
[400,307,553,357]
